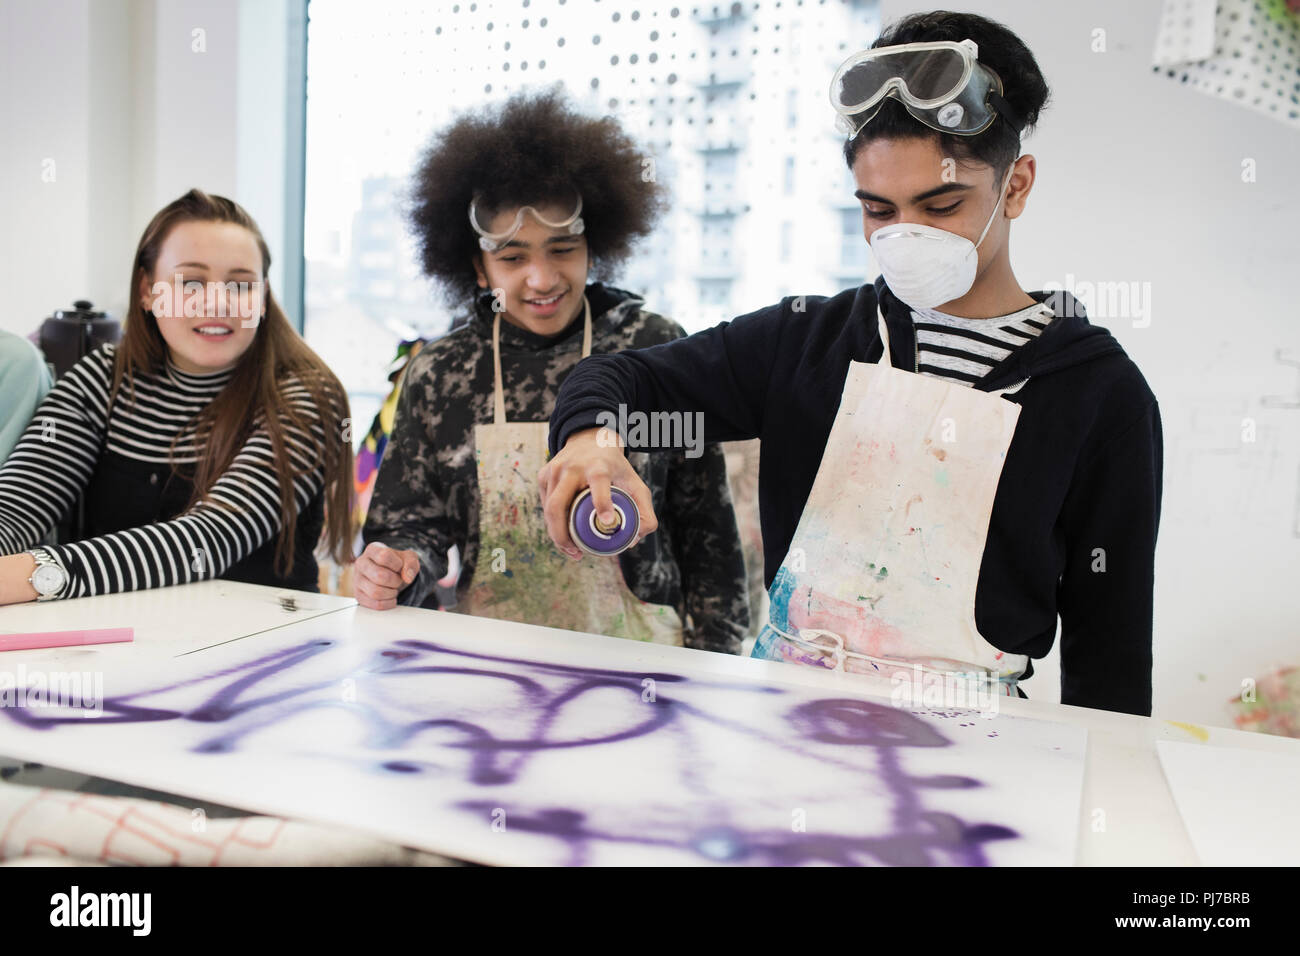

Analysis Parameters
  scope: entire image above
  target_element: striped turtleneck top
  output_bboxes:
[0,344,328,598]
[911,300,1056,386]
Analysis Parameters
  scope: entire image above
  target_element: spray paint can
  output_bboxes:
[568,485,640,556]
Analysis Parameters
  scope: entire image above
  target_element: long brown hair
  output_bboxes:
[111,188,354,575]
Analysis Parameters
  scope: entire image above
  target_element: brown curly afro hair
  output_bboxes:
[406,85,667,304]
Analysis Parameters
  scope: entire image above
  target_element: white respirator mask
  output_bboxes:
[868,164,1014,310]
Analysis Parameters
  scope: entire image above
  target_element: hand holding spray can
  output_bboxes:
[568,486,640,556]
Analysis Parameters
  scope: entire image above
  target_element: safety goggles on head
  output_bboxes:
[830,38,1024,139]
[469,189,585,252]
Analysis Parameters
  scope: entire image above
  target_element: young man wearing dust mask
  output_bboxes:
[542,11,1163,717]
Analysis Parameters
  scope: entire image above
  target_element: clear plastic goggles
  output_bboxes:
[830,38,1023,139]
[469,189,585,252]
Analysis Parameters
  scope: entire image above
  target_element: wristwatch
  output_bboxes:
[26,547,69,601]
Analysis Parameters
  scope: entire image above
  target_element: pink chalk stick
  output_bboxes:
[0,627,134,652]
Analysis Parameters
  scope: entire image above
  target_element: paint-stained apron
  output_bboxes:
[753,306,1029,694]
[460,297,683,645]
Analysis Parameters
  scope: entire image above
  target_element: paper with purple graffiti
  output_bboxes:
[0,607,1086,866]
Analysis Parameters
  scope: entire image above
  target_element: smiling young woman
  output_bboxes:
[0,189,354,604]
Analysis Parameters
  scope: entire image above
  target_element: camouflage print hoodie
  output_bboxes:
[362,282,751,654]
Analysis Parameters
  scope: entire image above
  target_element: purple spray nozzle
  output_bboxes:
[568,486,640,556]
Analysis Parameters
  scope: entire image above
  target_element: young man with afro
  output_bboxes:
[356,88,750,654]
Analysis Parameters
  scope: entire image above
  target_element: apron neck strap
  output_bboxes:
[492,294,593,425]
[876,306,895,370]
[580,294,593,359]
[491,311,506,425]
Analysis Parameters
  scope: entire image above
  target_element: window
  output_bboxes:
[303,0,881,429]
[840,207,865,270]
[697,278,733,306]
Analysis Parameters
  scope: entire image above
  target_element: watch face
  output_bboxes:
[32,564,65,596]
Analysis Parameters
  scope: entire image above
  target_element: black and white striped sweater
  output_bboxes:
[0,344,327,598]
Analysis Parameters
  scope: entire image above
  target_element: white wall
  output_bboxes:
[0,0,292,339]
[879,0,1300,726]
[2,0,100,336]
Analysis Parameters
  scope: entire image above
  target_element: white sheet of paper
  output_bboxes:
[0,608,1088,866]
[1156,739,1300,866]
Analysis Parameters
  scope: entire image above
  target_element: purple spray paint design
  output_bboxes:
[1,636,1022,866]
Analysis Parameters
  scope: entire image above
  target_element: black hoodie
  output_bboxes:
[550,277,1163,716]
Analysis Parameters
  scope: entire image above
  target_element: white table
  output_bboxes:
[2,581,1296,866]
[0,579,355,662]
[0,581,356,799]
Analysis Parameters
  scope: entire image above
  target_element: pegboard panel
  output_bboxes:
[1153,0,1300,128]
